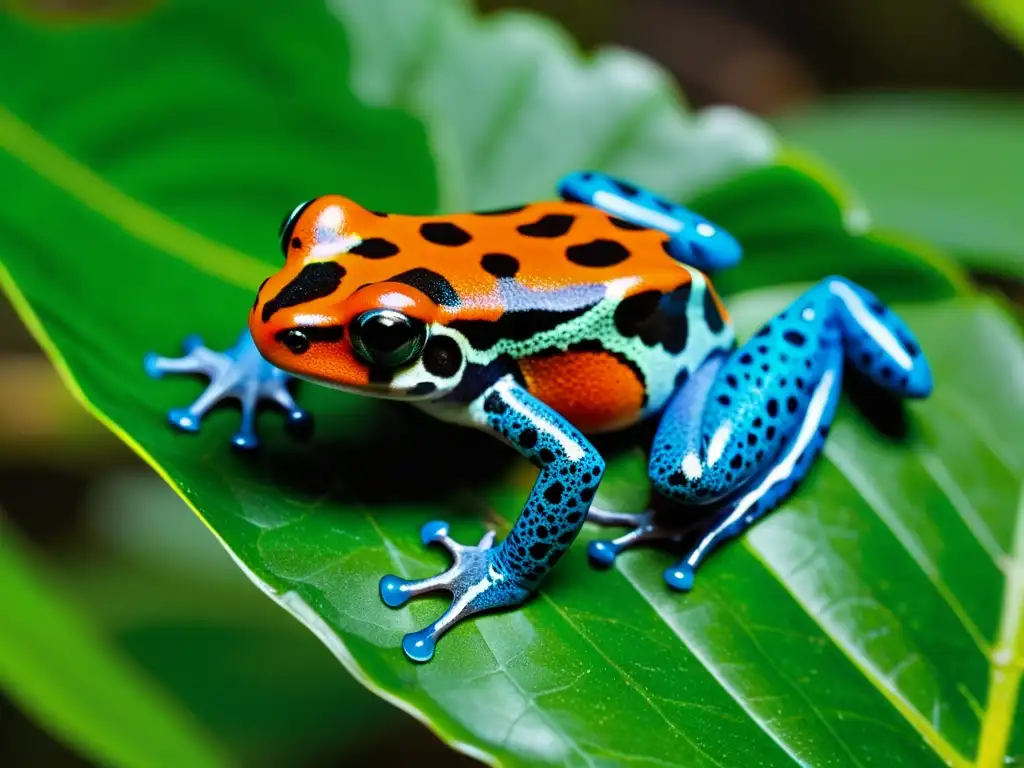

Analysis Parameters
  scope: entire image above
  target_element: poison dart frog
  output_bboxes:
[146,171,933,662]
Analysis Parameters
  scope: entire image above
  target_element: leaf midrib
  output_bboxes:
[3,105,1020,768]
[976,485,1024,767]
[0,106,267,291]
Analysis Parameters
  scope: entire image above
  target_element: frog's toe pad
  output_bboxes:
[420,520,452,547]
[286,407,312,426]
[379,574,413,608]
[379,521,526,663]
[143,352,166,379]
[181,334,204,354]
[585,508,686,569]
[146,330,307,449]
[402,629,437,663]
[586,540,620,568]
[663,563,695,592]
[168,408,201,433]
[231,430,260,451]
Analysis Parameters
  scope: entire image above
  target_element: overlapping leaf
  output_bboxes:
[777,95,1024,277]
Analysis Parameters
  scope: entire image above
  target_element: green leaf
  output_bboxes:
[70,473,403,761]
[971,0,1024,49]
[776,94,1024,277]
[687,163,967,300]
[1,1,1020,766]
[0,525,228,768]
[331,0,777,211]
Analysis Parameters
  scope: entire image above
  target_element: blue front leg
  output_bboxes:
[380,375,605,662]
[145,329,310,449]
[588,276,932,589]
[558,171,742,272]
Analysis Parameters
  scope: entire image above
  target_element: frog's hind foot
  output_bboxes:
[144,330,310,450]
[585,506,688,568]
[379,521,529,663]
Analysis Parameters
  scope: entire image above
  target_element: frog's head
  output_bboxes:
[249,196,467,400]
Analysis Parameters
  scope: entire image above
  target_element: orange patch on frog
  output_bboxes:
[519,350,645,434]
[705,278,731,327]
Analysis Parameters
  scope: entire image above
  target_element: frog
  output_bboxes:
[145,171,933,663]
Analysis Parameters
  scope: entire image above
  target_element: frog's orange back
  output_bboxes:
[382,201,692,298]
[275,197,695,320]
[252,195,733,432]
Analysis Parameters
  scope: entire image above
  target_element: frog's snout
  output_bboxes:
[249,303,346,362]
[249,262,347,355]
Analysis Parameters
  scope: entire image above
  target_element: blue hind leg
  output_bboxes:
[587,277,932,589]
[557,171,742,271]
[827,276,932,397]
[663,344,843,590]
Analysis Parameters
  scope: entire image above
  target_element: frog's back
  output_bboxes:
[381,202,686,298]
[257,196,734,434]
[372,202,735,432]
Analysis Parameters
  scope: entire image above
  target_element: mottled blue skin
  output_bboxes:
[588,275,931,589]
[146,171,933,663]
[380,376,605,661]
[649,276,930,506]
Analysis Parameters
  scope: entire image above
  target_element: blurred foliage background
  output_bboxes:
[1,0,1021,765]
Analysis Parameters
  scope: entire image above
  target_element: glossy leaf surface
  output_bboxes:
[1,1,1021,766]
[71,474,405,762]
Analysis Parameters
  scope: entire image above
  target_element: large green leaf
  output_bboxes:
[330,0,776,211]
[0,526,228,768]
[971,0,1024,49]
[70,473,403,763]
[1,1,1021,766]
[776,95,1024,277]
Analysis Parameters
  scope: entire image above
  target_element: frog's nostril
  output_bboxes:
[279,329,310,355]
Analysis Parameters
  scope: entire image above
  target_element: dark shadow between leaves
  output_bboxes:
[842,363,911,441]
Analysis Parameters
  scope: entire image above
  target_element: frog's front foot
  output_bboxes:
[144,330,310,450]
[379,521,530,663]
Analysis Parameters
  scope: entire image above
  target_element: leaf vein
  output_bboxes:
[0,107,268,290]
[742,540,971,768]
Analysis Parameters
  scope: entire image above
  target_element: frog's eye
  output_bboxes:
[349,309,427,368]
[278,199,315,258]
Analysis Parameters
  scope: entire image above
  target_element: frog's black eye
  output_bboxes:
[349,309,427,369]
[278,199,315,258]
